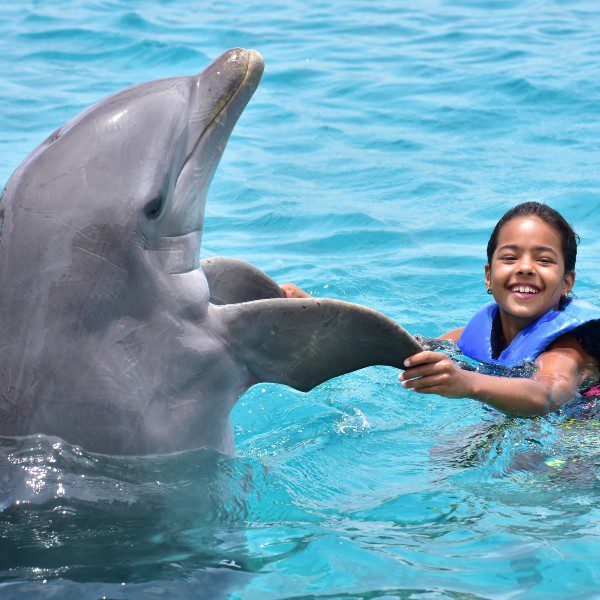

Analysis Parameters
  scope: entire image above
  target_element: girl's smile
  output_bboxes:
[484,216,575,341]
[509,283,540,299]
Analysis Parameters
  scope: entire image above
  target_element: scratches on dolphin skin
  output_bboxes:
[58,219,97,244]
[4,369,11,395]
[39,162,94,189]
[286,307,339,381]
[72,244,127,273]
[17,204,62,218]
[39,171,70,187]
[215,136,228,156]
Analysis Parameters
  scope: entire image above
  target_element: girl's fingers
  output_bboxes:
[403,351,446,368]
[399,363,442,381]
[399,356,453,381]
[401,374,447,390]
[408,385,443,395]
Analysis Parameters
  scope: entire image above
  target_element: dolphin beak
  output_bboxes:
[186,48,264,155]
[163,49,263,240]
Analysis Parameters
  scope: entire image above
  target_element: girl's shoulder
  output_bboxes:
[542,331,600,385]
[438,327,464,343]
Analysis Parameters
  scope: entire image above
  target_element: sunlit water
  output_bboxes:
[1,0,599,597]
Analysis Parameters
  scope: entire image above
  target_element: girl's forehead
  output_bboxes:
[496,216,562,248]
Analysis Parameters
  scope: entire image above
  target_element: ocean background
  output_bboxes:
[1,0,599,597]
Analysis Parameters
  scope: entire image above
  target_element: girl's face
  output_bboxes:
[484,216,575,328]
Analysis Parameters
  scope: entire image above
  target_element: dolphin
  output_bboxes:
[0,48,421,455]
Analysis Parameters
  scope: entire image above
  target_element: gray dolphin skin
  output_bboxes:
[0,48,422,455]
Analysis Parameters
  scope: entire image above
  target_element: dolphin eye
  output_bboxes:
[145,197,163,220]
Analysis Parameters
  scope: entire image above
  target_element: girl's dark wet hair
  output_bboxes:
[487,202,579,272]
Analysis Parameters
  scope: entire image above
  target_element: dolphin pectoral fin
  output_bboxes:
[201,256,285,305]
[218,298,422,392]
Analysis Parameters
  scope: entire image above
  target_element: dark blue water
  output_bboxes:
[1,0,599,597]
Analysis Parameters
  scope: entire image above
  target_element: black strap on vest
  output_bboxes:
[572,321,600,362]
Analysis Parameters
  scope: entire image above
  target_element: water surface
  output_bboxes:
[1,0,599,597]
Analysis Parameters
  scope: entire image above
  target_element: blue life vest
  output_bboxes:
[457,298,600,368]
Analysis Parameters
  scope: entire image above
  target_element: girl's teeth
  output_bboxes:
[513,286,537,293]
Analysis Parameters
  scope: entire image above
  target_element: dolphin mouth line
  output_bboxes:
[180,50,259,176]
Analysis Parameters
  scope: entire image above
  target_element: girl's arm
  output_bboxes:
[399,334,598,416]
[279,283,311,298]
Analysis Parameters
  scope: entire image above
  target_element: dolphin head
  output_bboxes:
[138,48,265,272]
[1,49,263,322]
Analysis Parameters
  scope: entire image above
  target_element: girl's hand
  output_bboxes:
[279,283,312,298]
[398,351,472,399]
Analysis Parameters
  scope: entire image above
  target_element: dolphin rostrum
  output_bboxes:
[0,49,421,454]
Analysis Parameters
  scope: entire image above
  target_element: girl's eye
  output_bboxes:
[500,255,517,262]
[538,257,553,264]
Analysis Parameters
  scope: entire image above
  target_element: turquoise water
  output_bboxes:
[1,0,600,597]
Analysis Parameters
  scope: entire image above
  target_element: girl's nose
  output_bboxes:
[516,256,534,274]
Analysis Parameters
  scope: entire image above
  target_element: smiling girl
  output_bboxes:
[281,203,600,416]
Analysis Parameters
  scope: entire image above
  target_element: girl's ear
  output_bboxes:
[484,264,491,291]
[563,270,575,296]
